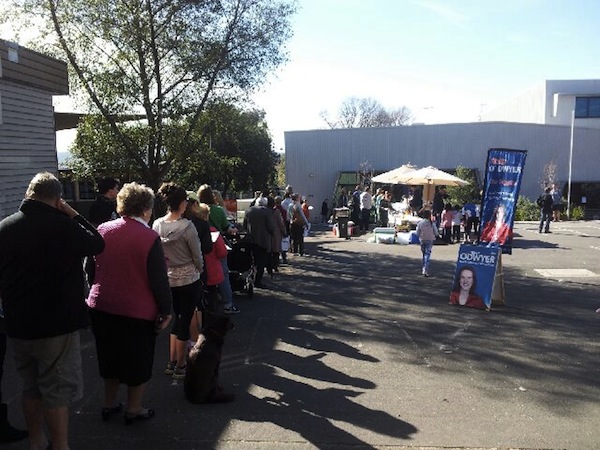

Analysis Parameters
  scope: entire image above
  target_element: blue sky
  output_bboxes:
[17,1,596,151]
[253,0,600,150]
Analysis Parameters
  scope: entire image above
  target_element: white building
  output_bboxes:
[481,79,600,129]
[284,80,600,221]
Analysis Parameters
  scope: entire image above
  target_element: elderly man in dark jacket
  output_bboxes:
[0,172,105,450]
[244,197,274,288]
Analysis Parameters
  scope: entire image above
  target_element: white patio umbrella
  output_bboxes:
[371,164,418,184]
[398,165,470,187]
[394,166,470,203]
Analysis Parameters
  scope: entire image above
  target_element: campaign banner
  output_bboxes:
[450,244,500,310]
[479,148,527,254]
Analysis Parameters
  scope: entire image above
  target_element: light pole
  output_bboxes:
[567,109,574,219]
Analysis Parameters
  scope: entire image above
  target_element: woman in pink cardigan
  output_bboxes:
[87,182,172,425]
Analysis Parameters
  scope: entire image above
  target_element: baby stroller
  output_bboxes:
[224,232,256,298]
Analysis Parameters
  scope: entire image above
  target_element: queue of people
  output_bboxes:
[0,172,320,449]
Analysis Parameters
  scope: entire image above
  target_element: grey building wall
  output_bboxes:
[0,79,58,219]
[285,122,600,220]
[0,40,68,219]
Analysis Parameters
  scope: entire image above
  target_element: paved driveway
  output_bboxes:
[3,221,599,449]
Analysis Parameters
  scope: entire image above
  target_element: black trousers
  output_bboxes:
[290,223,304,255]
[0,332,5,404]
[252,245,269,283]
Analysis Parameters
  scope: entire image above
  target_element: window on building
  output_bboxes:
[575,96,600,118]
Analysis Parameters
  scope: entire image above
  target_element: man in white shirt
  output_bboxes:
[359,187,373,232]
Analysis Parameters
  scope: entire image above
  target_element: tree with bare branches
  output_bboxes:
[320,97,412,129]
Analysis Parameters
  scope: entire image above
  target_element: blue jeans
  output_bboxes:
[539,211,552,232]
[218,258,234,309]
[420,240,433,274]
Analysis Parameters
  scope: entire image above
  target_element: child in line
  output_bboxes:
[416,210,440,277]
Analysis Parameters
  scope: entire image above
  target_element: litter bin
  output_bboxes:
[334,207,350,239]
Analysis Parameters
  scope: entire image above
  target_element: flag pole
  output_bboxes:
[567,109,574,219]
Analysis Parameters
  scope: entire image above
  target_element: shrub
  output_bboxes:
[515,196,539,221]
[570,205,585,220]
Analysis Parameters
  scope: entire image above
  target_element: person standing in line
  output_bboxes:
[451,205,462,244]
[337,187,349,208]
[350,185,361,224]
[268,196,287,273]
[153,183,203,381]
[0,172,105,450]
[551,183,563,222]
[379,191,391,227]
[288,194,309,256]
[86,182,172,425]
[440,202,453,243]
[274,197,289,264]
[538,187,554,234]
[280,193,294,254]
[321,198,329,223]
[301,197,310,222]
[89,177,120,227]
[373,188,384,226]
[244,197,274,287]
[416,210,440,277]
[198,184,239,314]
[0,311,28,443]
[183,191,215,336]
[359,186,373,232]
[432,187,447,230]
[195,203,228,313]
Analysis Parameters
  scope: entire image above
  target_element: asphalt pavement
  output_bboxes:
[2,220,600,450]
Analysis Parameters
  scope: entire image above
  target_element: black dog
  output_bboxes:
[184,313,235,404]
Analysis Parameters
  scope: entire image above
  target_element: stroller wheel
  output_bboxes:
[247,284,254,298]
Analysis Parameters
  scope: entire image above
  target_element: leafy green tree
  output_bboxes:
[69,102,275,195]
[67,115,146,183]
[169,103,275,194]
[274,153,286,189]
[445,165,481,206]
[2,0,296,189]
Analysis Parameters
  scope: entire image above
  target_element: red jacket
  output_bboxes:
[204,226,227,286]
[449,291,487,310]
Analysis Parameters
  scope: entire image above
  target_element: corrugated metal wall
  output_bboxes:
[0,80,58,219]
[285,122,600,220]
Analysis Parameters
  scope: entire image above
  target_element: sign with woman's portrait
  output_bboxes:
[450,244,501,310]
[479,148,527,254]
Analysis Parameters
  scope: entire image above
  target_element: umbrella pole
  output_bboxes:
[423,183,435,204]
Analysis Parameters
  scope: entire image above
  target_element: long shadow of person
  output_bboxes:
[223,352,418,449]
[281,322,380,363]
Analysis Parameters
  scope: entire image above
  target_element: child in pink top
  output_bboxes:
[441,203,453,243]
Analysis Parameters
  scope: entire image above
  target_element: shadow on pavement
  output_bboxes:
[4,225,599,449]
